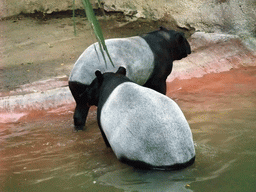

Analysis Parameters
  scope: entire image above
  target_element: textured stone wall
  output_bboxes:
[102,0,256,36]
[1,0,255,36]
[0,0,83,17]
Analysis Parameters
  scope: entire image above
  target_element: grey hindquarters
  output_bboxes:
[100,82,195,169]
[68,36,154,130]
[69,36,154,86]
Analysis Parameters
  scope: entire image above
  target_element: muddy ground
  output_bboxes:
[1,12,255,112]
[1,12,190,93]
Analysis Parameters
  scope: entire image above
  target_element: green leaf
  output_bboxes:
[81,0,114,67]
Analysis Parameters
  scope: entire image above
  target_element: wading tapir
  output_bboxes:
[82,66,195,170]
[69,27,191,130]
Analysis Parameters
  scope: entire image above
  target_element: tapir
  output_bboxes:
[82,67,195,170]
[69,27,191,130]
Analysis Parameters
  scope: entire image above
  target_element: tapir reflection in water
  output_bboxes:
[69,27,191,131]
[81,66,195,170]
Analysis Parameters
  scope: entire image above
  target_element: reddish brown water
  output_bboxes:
[1,66,256,192]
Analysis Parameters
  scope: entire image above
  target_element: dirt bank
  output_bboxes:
[1,13,185,93]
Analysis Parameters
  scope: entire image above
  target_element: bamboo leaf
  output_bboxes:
[81,0,114,67]
[94,42,108,68]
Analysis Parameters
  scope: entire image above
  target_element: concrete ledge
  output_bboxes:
[168,32,256,82]
[0,87,74,112]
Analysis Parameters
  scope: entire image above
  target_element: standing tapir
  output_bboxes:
[82,67,195,170]
[69,27,191,130]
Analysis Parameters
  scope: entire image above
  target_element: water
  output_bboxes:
[1,67,256,192]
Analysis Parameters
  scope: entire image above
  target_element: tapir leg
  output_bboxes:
[98,124,111,147]
[144,78,167,95]
[143,60,173,95]
[69,81,89,130]
[73,103,90,131]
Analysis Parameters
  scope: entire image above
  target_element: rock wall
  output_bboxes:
[1,0,255,36]
[0,0,79,17]
[103,0,256,36]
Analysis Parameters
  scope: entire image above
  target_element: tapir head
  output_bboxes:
[80,67,127,107]
[158,26,191,60]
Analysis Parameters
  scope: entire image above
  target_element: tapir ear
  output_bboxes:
[175,33,184,44]
[95,70,103,84]
[116,66,126,76]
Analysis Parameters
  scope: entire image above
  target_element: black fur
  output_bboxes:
[140,27,191,94]
[120,156,195,171]
[86,67,132,146]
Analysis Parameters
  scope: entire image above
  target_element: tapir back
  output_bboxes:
[100,82,195,169]
[69,37,154,85]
